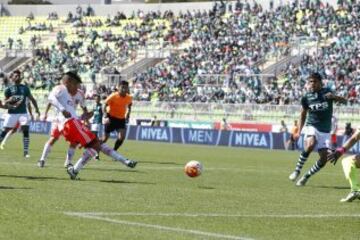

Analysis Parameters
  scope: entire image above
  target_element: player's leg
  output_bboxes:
[38,137,58,167]
[296,148,327,186]
[114,128,126,151]
[0,128,16,150]
[0,114,18,146]
[90,123,100,160]
[296,131,329,186]
[289,133,316,181]
[21,125,30,158]
[64,119,136,180]
[38,123,61,167]
[101,122,111,143]
[99,141,136,167]
[64,143,77,168]
[340,155,360,202]
[18,114,31,158]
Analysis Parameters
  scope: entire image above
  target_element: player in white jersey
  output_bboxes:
[38,86,90,168]
[48,72,137,179]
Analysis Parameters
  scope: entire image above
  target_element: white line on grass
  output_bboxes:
[64,212,253,240]
[65,212,360,218]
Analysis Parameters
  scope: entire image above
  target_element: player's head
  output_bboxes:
[62,72,82,95]
[307,72,322,92]
[94,94,101,103]
[118,80,129,97]
[11,70,21,84]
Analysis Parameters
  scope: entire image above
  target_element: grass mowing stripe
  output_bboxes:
[64,212,254,240]
[0,161,344,176]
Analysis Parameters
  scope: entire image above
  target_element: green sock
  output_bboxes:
[342,157,360,192]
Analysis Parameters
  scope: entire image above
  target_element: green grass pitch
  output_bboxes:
[0,134,358,240]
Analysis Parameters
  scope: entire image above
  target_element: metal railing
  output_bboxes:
[130,101,360,126]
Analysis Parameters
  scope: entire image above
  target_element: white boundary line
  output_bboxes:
[65,212,360,218]
[64,212,254,240]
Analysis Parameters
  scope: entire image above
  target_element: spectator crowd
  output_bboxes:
[0,0,359,105]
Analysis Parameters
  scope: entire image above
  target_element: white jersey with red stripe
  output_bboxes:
[48,85,79,131]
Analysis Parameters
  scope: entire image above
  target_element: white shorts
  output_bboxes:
[91,123,101,132]
[302,126,330,150]
[3,113,30,128]
[90,123,103,137]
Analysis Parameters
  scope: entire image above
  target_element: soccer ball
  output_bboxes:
[184,160,203,178]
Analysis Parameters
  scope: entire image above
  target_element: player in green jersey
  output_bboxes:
[288,73,346,186]
[0,70,40,157]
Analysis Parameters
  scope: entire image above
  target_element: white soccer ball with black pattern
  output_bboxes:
[184,160,203,178]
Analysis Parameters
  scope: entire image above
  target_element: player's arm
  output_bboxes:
[43,103,52,121]
[324,92,347,104]
[126,103,132,123]
[0,100,14,109]
[295,106,307,140]
[102,95,112,123]
[328,129,360,165]
[28,94,41,118]
[27,101,34,121]
[48,91,71,118]
[81,105,93,122]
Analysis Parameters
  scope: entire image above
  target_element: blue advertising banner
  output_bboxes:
[2,120,359,154]
[136,126,173,143]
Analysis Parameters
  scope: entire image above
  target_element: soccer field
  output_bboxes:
[0,134,358,240]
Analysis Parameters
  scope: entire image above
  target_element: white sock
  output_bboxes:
[65,147,76,165]
[1,131,13,147]
[40,142,52,161]
[100,143,129,165]
[73,148,97,172]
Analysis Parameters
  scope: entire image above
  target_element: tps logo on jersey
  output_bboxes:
[309,102,328,111]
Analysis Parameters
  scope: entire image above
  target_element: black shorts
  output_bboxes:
[105,116,126,134]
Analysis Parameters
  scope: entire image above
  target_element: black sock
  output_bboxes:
[114,139,124,151]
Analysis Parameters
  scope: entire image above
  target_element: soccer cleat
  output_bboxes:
[95,154,100,161]
[126,160,137,168]
[64,160,72,168]
[340,191,360,202]
[296,176,308,186]
[64,163,73,169]
[0,144,4,150]
[37,160,45,168]
[66,166,78,180]
[289,171,300,181]
[24,153,30,158]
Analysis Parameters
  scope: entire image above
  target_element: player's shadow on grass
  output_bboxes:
[311,185,349,190]
[140,161,182,166]
[0,174,154,185]
[85,167,143,173]
[99,179,155,185]
[0,174,68,181]
[0,186,32,190]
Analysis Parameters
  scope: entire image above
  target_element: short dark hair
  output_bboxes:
[119,80,129,86]
[13,70,21,76]
[309,72,322,82]
[65,71,82,83]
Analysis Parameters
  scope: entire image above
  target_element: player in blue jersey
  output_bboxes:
[0,70,40,157]
[288,73,346,186]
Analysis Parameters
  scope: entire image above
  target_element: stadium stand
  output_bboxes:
[0,0,359,109]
